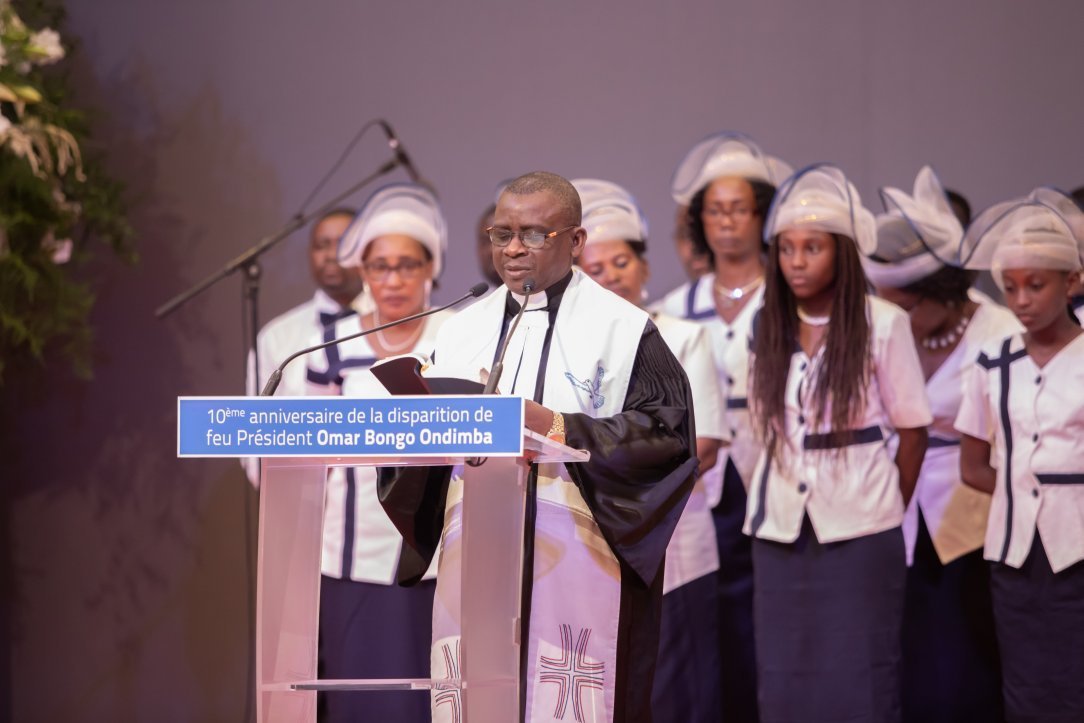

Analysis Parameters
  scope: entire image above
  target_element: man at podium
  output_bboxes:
[379,171,698,723]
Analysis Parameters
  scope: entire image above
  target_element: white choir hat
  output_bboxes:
[572,178,648,246]
[491,177,514,204]
[1027,186,1084,243]
[764,163,877,255]
[338,183,447,278]
[960,197,1083,291]
[863,165,965,288]
[670,131,794,205]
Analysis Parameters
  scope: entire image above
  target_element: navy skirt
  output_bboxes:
[712,459,760,722]
[901,512,1003,723]
[753,517,906,723]
[652,572,721,723]
[319,575,435,723]
[990,536,1084,723]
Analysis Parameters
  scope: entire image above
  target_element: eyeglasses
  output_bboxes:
[486,225,577,249]
[362,258,428,280]
[703,205,755,222]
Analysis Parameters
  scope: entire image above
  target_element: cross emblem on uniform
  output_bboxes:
[433,640,462,723]
[538,624,606,722]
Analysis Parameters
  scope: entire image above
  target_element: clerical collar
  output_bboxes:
[504,270,573,316]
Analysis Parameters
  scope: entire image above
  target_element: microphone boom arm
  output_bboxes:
[261,283,487,396]
[156,156,404,319]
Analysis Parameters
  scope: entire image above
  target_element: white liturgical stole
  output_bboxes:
[425,269,647,723]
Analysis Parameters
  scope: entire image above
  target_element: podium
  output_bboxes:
[255,428,588,723]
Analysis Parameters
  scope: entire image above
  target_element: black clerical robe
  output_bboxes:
[378,269,697,723]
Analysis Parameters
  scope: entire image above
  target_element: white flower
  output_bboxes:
[3,125,40,176]
[28,28,63,64]
[41,230,73,264]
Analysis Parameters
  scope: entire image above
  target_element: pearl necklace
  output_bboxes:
[921,314,970,350]
[714,276,763,308]
[372,309,423,353]
[797,307,830,326]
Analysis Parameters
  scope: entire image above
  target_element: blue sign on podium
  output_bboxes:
[177,395,524,458]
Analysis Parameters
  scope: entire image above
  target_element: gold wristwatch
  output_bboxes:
[546,411,566,441]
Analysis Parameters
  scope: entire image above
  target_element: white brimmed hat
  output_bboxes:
[1027,186,1084,243]
[572,178,648,246]
[764,163,877,255]
[863,166,965,288]
[670,131,793,205]
[338,183,447,277]
[960,196,1083,290]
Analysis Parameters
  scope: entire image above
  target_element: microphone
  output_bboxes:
[261,282,488,396]
[377,120,430,190]
[482,278,535,395]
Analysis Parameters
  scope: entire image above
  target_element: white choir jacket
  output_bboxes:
[654,313,725,594]
[955,332,1084,573]
[745,296,933,544]
[903,301,1021,565]
[306,309,452,584]
[655,274,763,504]
[242,289,362,485]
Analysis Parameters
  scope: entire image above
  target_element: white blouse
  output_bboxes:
[903,301,1021,565]
[955,332,1084,573]
[654,313,725,593]
[306,309,452,583]
[656,273,763,505]
[744,296,933,544]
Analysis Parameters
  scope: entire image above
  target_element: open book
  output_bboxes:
[370,353,485,396]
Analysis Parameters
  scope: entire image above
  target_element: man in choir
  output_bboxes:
[475,201,503,288]
[242,207,364,484]
[379,171,698,723]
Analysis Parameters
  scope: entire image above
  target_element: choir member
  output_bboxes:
[747,164,931,723]
[574,177,725,723]
[957,196,1084,723]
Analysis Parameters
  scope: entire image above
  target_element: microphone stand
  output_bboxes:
[155,157,399,321]
[156,156,401,405]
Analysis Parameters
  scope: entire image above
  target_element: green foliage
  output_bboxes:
[0,0,133,384]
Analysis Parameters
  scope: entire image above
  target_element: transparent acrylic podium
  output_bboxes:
[256,428,588,723]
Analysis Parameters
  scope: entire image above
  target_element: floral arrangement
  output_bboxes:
[0,0,131,383]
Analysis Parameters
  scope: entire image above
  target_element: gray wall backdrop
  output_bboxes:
[4,1,1083,720]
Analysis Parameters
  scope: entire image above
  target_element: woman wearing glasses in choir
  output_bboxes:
[862,166,1020,723]
[306,183,452,723]
[573,178,726,723]
[956,196,1084,723]
[654,132,792,721]
[746,165,931,723]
